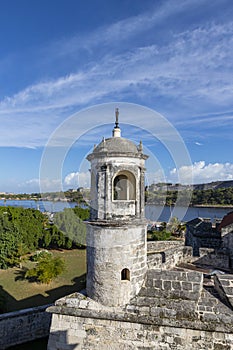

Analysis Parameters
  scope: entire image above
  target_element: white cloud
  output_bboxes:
[170,161,233,184]
[64,171,90,188]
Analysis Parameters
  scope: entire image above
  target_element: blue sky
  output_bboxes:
[0,0,233,193]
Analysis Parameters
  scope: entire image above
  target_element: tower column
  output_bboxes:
[140,168,146,217]
[86,110,148,307]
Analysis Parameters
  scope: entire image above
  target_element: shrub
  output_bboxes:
[26,255,65,284]
[30,250,52,262]
[151,230,171,241]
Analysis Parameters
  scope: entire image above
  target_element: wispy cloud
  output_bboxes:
[3,21,233,112]
[0,1,233,147]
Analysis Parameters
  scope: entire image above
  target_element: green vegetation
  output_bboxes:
[0,207,45,269]
[147,217,185,241]
[166,216,186,237]
[0,204,89,311]
[0,188,89,204]
[25,254,65,284]
[0,204,88,312]
[53,208,87,248]
[147,186,233,206]
[0,249,86,312]
[148,230,171,241]
[191,187,233,206]
[0,205,89,269]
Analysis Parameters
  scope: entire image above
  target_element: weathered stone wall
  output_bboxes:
[221,226,233,257]
[222,223,233,236]
[140,270,203,301]
[0,305,51,349]
[147,240,183,252]
[214,274,233,309]
[48,312,233,350]
[196,248,230,270]
[185,229,221,256]
[147,241,193,270]
[86,222,147,306]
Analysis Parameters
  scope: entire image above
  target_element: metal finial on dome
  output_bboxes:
[115,108,119,128]
[138,140,143,152]
[112,108,121,137]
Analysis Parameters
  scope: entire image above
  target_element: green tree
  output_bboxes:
[73,206,90,220]
[0,212,21,269]
[166,217,186,238]
[25,255,65,284]
[0,206,46,252]
[53,208,86,247]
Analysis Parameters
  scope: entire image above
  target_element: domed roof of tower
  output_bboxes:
[87,108,148,160]
[93,136,139,155]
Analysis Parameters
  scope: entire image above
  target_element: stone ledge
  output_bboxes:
[46,293,233,333]
[214,274,233,309]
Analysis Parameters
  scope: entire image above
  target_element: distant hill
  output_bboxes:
[192,180,233,191]
[149,180,233,192]
[147,180,233,206]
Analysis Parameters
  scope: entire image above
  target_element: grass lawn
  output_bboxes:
[0,249,86,312]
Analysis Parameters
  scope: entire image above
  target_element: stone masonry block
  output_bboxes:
[182,282,193,291]
[187,272,203,282]
[219,280,230,286]
[163,281,172,290]
[172,281,182,290]
[153,280,163,289]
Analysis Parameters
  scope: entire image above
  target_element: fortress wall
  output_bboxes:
[196,248,230,270]
[0,305,51,349]
[185,229,222,256]
[47,313,233,350]
[147,243,193,270]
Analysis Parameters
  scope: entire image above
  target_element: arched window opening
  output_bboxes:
[114,175,127,200]
[113,171,136,200]
[121,268,130,281]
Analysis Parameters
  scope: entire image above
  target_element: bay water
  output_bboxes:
[0,199,232,223]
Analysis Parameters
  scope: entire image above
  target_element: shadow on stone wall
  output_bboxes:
[47,330,79,350]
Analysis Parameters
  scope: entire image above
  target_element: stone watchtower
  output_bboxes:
[86,109,148,306]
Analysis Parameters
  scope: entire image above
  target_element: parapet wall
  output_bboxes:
[47,289,233,350]
[196,248,230,270]
[147,241,193,269]
[48,313,233,350]
[185,227,221,256]
[0,305,51,349]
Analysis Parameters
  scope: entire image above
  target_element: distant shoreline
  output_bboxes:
[192,204,233,209]
[146,203,233,210]
[2,199,233,210]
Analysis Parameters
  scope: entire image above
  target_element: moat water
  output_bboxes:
[0,199,232,222]
[145,204,233,222]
